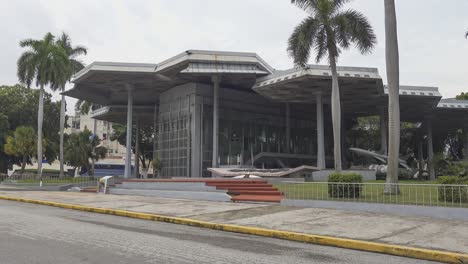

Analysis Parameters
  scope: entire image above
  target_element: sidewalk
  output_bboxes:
[1,190,466,254]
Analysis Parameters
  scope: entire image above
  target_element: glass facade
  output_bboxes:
[157,83,321,178]
[158,95,191,177]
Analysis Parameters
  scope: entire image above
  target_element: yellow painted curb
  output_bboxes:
[1,195,467,264]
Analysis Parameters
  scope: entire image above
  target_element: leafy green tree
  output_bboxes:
[4,126,41,174]
[456,92,468,100]
[52,32,87,178]
[17,32,68,176]
[0,84,61,173]
[384,0,400,194]
[288,0,376,171]
[111,124,154,169]
[64,129,107,175]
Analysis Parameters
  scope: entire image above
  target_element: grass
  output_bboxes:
[2,176,97,185]
[275,181,468,208]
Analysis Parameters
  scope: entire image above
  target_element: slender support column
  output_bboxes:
[316,94,326,169]
[153,103,158,178]
[211,75,220,168]
[426,117,435,180]
[379,107,388,155]
[464,129,468,161]
[417,131,424,180]
[134,118,140,178]
[285,103,291,153]
[124,85,133,178]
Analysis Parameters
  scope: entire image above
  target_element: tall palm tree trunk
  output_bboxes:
[384,0,400,194]
[329,55,342,172]
[37,85,44,178]
[59,90,65,178]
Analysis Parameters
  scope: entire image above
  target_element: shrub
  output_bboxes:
[437,176,468,203]
[328,173,363,198]
[374,168,415,180]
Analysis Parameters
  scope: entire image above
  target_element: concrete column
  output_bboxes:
[417,131,424,180]
[285,103,291,153]
[316,93,326,169]
[152,103,158,178]
[124,85,133,178]
[379,107,388,155]
[426,117,435,180]
[134,118,140,178]
[464,129,468,161]
[211,75,220,168]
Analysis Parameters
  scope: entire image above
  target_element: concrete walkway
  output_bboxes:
[1,190,467,254]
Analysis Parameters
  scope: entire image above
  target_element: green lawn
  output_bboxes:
[3,177,97,185]
[275,181,468,208]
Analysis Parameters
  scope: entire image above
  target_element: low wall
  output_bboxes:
[281,199,468,221]
[309,170,376,181]
[109,188,232,202]
[118,182,222,192]
[265,178,305,184]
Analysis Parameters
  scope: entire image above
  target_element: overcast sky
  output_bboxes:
[1,0,467,114]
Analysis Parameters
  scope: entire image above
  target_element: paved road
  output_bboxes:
[0,200,439,264]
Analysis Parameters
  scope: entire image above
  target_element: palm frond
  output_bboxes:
[291,0,319,15]
[331,0,352,14]
[287,16,321,67]
[333,9,376,54]
[314,27,328,63]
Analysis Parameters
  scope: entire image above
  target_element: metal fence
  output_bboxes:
[0,173,99,189]
[276,182,468,208]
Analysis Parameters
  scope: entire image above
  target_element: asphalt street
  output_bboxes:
[0,200,439,264]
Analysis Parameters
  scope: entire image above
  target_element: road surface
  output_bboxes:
[0,200,438,264]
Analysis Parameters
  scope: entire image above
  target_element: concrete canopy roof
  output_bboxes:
[64,50,274,107]
[90,105,155,125]
[432,99,468,133]
[64,50,274,124]
[383,86,442,122]
[252,65,385,117]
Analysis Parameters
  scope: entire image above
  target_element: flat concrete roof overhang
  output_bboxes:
[383,86,442,123]
[90,105,155,125]
[252,65,385,117]
[432,99,468,134]
[64,50,274,123]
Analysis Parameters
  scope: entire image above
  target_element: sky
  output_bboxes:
[1,0,468,115]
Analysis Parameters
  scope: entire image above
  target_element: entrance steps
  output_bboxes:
[103,178,283,203]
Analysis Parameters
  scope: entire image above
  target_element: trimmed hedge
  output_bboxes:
[437,176,468,203]
[328,173,363,198]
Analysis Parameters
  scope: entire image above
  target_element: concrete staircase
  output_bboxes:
[205,180,283,203]
[88,179,283,203]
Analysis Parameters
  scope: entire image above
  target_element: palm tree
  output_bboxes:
[75,99,99,175]
[53,32,87,178]
[288,0,376,171]
[384,0,400,194]
[17,32,68,177]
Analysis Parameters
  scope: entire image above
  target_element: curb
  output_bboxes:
[1,195,467,264]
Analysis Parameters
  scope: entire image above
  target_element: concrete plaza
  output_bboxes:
[1,190,466,254]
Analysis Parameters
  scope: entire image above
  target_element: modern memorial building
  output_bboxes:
[66,50,468,179]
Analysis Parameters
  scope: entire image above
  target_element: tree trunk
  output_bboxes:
[37,85,44,178]
[384,0,400,194]
[329,55,342,172]
[59,90,66,178]
[91,118,97,176]
[21,155,27,174]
